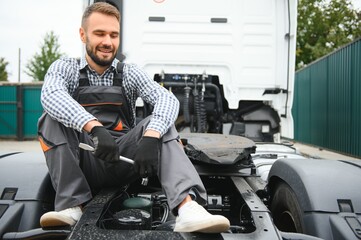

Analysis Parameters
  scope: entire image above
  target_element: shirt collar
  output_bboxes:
[79,57,119,73]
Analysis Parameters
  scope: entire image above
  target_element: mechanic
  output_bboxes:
[37,2,230,233]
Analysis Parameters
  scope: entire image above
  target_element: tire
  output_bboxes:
[270,181,305,233]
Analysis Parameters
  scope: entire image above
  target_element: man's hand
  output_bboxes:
[134,136,161,177]
[90,126,119,162]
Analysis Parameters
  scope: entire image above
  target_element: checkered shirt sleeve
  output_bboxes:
[41,58,96,132]
[123,64,179,136]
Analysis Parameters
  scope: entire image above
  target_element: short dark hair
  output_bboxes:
[82,2,120,28]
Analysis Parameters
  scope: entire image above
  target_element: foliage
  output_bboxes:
[296,0,361,69]
[25,31,63,81]
[0,57,9,82]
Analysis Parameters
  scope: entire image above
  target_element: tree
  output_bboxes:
[296,0,361,69]
[0,57,9,81]
[25,31,64,81]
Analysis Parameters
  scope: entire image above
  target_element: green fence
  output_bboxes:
[293,38,361,158]
[0,83,43,139]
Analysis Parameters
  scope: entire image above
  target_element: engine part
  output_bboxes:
[122,197,153,215]
[113,209,151,230]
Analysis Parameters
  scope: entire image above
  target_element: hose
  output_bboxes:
[162,81,222,133]
[194,94,207,133]
[191,77,207,133]
[183,86,191,123]
[161,82,223,118]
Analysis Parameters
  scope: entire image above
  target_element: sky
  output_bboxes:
[0,0,85,82]
[1,0,361,83]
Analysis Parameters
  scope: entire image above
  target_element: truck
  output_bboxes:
[0,0,360,240]
[120,0,296,143]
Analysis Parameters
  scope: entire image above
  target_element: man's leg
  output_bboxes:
[38,113,135,227]
[158,125,207,212]
[38,113,92,211]
[159,125,230,233]
[113,116,207,211]
[115,117,229,233]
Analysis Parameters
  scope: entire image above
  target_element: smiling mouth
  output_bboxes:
[99,49,112,54]
[97,46,113,55]
[98,50,113,59]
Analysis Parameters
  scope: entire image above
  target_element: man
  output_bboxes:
[38,2,230,233]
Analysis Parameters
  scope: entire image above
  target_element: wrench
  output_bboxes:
[79,143,148,186]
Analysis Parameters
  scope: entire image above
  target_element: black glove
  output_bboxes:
[134,136,161,177]
[90,126,119,162]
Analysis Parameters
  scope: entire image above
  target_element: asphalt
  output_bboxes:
[291,141,360,160]
[0,140,42,152]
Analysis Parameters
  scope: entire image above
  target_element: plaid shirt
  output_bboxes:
[41,57,179,136]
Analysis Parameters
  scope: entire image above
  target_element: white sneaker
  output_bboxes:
[174,201,230,233]
[40,206,82,227]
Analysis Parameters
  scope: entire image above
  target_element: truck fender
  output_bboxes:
[268,158,361,213]
[267,158,361,240]
[0,152,54,236]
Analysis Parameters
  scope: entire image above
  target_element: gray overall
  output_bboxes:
[37,63,207,213]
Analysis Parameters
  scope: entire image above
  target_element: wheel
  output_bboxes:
[270,181,305,233]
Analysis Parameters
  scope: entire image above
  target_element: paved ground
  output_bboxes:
[291,141,360,160]
[0,139,359,160]
[0,140,42,152]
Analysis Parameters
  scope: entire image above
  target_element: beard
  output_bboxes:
[85,42,117,67]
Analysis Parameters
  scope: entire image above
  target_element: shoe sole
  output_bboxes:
[40,213,76,228]
[174,219,230,233]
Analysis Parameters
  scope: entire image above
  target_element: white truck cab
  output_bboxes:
[118,0,297,142]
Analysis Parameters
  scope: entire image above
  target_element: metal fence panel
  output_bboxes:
[0,86,17,137]
[23,86,43,138]
[0,84,42,139]
[293,69,311,143]
[310,60,328,147]
[327,46,352,153]
[350,41,361,157]
[294,38,361,157]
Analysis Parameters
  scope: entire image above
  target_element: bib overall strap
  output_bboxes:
[79,68,90,86]
[77,58,90,87]
[113,62,132,124]
[113,62,125,86]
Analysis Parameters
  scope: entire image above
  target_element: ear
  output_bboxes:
[79,27,86,43]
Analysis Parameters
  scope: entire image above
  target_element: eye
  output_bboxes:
[111,33,119,38]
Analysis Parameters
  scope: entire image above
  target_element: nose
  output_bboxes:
[102,34,112,46]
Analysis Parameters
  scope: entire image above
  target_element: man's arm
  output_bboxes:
[143,129,161,139]
[123,64,174,177]
[83,120,103,133]
[124,64,180,137]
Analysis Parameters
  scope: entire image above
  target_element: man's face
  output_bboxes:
[80,12,120,68]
